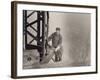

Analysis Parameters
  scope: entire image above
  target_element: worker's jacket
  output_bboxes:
[48,32,62,48]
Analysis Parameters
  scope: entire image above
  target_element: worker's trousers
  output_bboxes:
[53,46,63,62]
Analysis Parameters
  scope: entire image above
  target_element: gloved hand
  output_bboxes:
[55,46,60,52]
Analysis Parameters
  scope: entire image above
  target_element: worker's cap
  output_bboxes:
[56,27,60,31]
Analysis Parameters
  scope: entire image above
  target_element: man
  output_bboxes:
[48,27,63,62]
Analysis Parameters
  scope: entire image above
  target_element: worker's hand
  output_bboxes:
[55,46,60,51]
[55,48,58,52]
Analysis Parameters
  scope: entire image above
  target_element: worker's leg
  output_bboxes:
[58,50,62,61]
[55,52,58,61]
[56,47,63,61]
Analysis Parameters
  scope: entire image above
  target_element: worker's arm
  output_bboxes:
[48,33,54,42]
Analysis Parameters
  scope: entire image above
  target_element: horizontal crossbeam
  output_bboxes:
[25,44,42,50]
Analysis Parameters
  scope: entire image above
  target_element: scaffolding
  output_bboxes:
[23,10,49,62]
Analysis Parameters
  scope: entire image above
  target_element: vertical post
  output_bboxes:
[47,11,49,37]
[23,10,27,50]
[45,11,49,55]
[37,11,42,62]
[37,11,41,51]
[42,12,45,58]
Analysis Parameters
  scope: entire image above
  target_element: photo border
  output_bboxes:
[11,1,98,79]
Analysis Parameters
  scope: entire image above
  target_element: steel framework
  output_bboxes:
[23,10,49,62]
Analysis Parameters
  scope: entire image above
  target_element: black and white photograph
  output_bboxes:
[11,1,97,78]
[23,10,91,69]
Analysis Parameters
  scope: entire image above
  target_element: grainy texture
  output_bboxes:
[23,11,91,69]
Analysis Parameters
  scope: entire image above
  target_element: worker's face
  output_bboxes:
[56,30,60,35]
